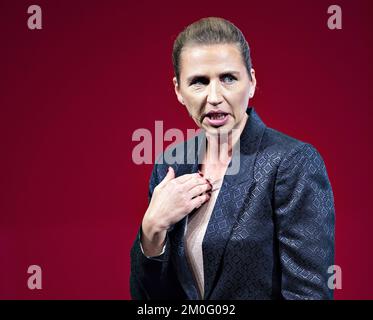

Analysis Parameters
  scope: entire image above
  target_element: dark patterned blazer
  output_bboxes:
[130,107,335,300]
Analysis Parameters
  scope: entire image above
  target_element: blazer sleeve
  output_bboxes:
[129,163,186,300]
[274,143,335,300]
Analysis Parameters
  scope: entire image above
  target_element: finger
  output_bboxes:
[189,193,211,210]
[183,175,211,191]
[157,166,175,188]
[188,182,212,199]
[173,172,202,184]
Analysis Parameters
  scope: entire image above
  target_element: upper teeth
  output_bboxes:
[210,113,226,119]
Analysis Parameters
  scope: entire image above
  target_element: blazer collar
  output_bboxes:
[170,107,267,299]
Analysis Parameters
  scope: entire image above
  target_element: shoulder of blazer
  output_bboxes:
[260,126,308,157]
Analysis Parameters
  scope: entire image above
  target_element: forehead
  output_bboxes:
[179,44,245,76]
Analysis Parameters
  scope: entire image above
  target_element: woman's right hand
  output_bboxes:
[141,167,212,256]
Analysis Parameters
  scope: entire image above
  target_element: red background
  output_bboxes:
[0,0,372,299]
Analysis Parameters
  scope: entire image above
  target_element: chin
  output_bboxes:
[205,124,234,135]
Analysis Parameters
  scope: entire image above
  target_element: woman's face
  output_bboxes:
[173,43,256,135]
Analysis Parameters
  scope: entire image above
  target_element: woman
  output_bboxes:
[130,17,335,300]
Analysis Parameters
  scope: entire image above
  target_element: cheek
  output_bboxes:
[229,88,250,110]
[184,94,204,112]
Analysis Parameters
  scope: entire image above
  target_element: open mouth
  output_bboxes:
[204,112,229,127]
[206,112,228,120]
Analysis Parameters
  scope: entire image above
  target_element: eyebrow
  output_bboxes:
[186,70,240,83]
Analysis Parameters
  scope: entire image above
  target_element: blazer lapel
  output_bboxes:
[168,133,206,300]
[169,107,266,300]
[202,107,266,299]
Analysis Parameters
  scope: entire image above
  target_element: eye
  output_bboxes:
[221,74,237,84]
[190,77,209,86]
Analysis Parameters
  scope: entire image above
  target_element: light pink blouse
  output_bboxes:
[184,178,223,299]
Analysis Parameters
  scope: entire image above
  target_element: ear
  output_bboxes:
[249,68,257,98]
[173,76,185,105]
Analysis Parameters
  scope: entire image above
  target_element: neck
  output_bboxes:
[204,112,248,167]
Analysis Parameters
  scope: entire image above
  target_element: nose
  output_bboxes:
[207,80,223,106]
